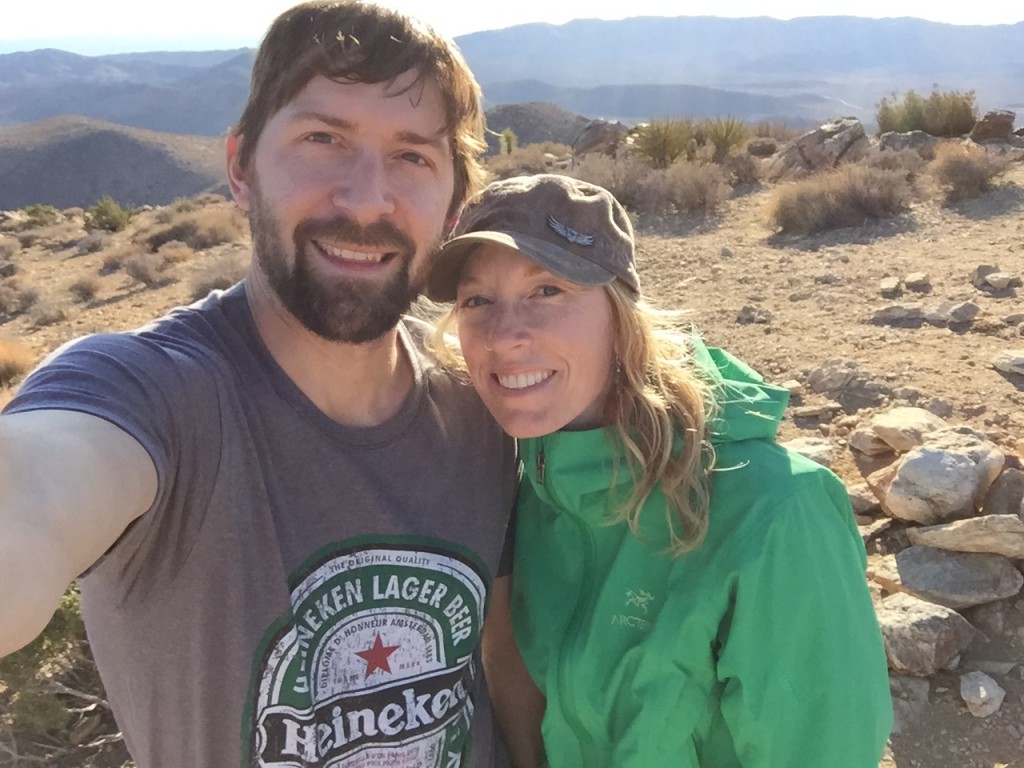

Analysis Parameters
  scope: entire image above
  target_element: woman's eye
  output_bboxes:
[399,151,430,166]
[538,285,563,298]
[459,295,490,309]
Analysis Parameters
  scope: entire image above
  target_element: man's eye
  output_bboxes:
[399,151,430,166]
[305,132,334,144]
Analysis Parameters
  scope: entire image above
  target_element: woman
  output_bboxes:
[426,174,892,767]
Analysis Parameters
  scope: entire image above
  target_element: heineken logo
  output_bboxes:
[246,542,487,767]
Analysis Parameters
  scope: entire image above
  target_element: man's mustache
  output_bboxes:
[293,215,416,257]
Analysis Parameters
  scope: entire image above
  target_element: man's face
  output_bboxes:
[230,70,456,343]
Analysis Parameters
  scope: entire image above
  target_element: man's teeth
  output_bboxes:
[497,371,553,390]
[317,241,385,262]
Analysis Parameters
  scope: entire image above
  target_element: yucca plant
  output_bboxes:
[703,117,748,163]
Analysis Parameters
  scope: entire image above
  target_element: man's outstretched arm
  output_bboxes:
[0,409,157,656]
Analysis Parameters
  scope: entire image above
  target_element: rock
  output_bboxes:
[779,379,802,394]
[574,119,629,157]
[925,301,981,326]
[869,546,1023,609]
[807,358,860,392]
[993,351,1024,376]
[737,305,772,324]
[847,482,882,515]
[779,437,834,468]
[0,262,17,278]
[873,303,924,324]
[848,427,895,456]
[907,515,1024,558]
[889,676,931,734]
[805,358,891,411]
[858,517,892,545]
[984,271,1018,290]
[962,600,1007,636]
[971,660,1016,677]
[865,462,899,506]
[870,407,949,452]
[970,264,1001,289]
[880,276,902,296]
[983,468,1024,516]
[969,110,1016,142]
[884,428,1005,524]
[746,137,778,157]
[878,130,939,159]
[791,402,842,419]
[904,272,931,291]
[875,592,977,676]
[1004,313,1024,326]
[960,671,1006,717]
[919,396,954,419]
[766,117,870,181]
[720,247,734,258]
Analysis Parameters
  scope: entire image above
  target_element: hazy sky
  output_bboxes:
[3,0,1022,55]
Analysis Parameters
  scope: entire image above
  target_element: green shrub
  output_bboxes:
[876,89,977,137]
[703,117,748,163]
[20,204,62,228]
[767,165,913,234]
[499,128,517,154]
[85,196,134,232]
[928,142,1008,203]
[631,119,697,169]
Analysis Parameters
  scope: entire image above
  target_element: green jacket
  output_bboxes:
[511,344,892,767]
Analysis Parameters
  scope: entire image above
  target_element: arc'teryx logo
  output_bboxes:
[247,543,487,767]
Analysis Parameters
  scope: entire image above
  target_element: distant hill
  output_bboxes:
[2,17,1023,135]
[0,115,227,209]
[482,103,592,153]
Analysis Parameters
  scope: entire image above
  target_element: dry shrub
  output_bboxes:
[486,144,562,179]
[0,338,34,387]
[862,149,928,179]
[189,251,249,301]
[569,153,649,211]
[146,206,247,251]
[75,232,109,255]
[0,239,17,260]
[29,301,67,328]
[0,280,40,316]
[99,245,138,274]
[767,165,912,235]
[723,153,763,186]
[157,240,195,265]
[928,142,1008,203]
[637,160,731,216]
[124,252,171,288]
[69,276,100,303]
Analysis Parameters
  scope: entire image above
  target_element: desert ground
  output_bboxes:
[1,157,1023,767]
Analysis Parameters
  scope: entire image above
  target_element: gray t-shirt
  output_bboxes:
[6,283,518,768]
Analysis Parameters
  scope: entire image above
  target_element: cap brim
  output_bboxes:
[424,230,618,303]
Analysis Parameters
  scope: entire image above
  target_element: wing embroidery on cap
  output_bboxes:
[548,216,594,246]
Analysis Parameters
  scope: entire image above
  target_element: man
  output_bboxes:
[0,3,518,766]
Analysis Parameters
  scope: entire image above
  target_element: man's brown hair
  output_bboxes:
[234,0,487,216]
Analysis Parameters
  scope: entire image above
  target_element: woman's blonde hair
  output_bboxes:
[430,278,717,557]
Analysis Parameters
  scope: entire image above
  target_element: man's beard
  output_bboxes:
[249,186,433,344]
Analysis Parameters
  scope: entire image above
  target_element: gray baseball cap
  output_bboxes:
[425,173,639,302]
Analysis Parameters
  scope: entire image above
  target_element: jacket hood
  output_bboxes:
[690,338,789,445]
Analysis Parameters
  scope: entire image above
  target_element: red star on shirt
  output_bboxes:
[355,633,400,679]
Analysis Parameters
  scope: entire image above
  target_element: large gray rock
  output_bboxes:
[805,358,890,410]
[875,592,977,676]
[869,546,1023,609]
[982,468,1024,516]
[889,676,931,734]
[870,407,948,452]
[848,427,895,456]
[766,117,870,181]
[884,428,1005,524]
[993,351,1024,377]
[907,515,1024,559]
[573,119,629,157]
[878,130,939,159]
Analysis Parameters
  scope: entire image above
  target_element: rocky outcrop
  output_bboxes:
[765,117,871,181]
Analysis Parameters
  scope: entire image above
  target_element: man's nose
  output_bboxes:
[330,149,396,222]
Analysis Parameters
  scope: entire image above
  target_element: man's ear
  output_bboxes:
[226,134,250,211]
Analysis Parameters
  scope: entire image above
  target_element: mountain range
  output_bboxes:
[1,15,1022,208]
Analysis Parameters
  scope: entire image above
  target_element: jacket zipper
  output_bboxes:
[536,448,546,485]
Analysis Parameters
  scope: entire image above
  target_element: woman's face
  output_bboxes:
[454,243,618,439]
